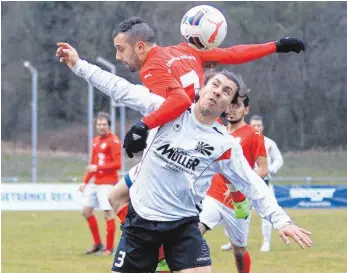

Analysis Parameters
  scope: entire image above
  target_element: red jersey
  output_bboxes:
[207,124,267,208]
[84,133,122,185]
[140,42,276,129]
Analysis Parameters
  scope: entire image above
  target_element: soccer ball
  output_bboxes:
[180,5,227,50]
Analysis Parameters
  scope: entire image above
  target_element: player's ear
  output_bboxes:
[135,41,146,54]
[244,106,250,115]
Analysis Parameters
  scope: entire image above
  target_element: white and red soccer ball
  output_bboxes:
[180,5,228,50]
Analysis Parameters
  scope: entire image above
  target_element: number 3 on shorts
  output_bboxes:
[114,250,126,267]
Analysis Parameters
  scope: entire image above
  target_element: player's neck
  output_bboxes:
[142,44,158,65]
[227,120,246,134]
[194,105,217,125]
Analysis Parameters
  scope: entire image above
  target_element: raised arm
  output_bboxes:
[56,42,164,116]
[199,37,305,65]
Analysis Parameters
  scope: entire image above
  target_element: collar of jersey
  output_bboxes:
[191,104,217,129]
[143,45,161,66]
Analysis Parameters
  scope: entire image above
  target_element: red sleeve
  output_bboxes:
[140,67,192,129]
[199,42,276,65]
[251,132,267,159]
[97,138,122,171]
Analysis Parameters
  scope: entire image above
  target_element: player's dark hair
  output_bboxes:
[250,115,263,122]
[239,95,250,108]
[112,17,156,45]
[95,112,111,126]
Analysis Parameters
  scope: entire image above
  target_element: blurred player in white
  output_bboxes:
[79,112,122,256]
[250,114,284,252]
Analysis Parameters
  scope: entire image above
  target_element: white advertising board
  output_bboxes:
[1,183,83,211]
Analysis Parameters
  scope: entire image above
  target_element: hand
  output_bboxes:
[86,164,98,172]
[78,183,86,193]
[123,120,149,158]
[275,37,306,53]
[56,42,80,69]
[278,224,312,248]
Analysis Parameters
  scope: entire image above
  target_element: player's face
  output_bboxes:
[224,97,249,124]
[198,74,238,117]
[114,33,142,72]
[250,120,264,132]
[96,118,110,136]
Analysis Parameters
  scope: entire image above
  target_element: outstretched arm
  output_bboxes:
[56,42,164,116]
[212,140,312,248]
[199,37,305,65]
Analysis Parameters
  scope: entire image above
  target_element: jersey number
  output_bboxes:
[114,250,126,267]
[180,70,200,100]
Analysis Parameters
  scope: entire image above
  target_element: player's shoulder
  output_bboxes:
[245,124,263,137]
[109,133,121,144]
[265,136,276,146]
[165,43,201,58]
[93,135,101,142]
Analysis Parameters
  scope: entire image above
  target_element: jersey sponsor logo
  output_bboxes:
[155,143,200,172]
[195,141,214,156]
[101,143,107,149]
[166,55,197,67]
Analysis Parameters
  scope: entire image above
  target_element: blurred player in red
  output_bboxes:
[199,94,268,273]
[79,112,122,256]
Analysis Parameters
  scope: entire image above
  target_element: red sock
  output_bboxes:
[158,245,165,261]
[87,215,101,245]
[106,219,116,251]
[117,205,129,224]
[231,191,246,202]
[243,251,251,273]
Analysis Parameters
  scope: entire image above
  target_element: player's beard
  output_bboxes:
[127,51,142,72]
[227,117,243,124]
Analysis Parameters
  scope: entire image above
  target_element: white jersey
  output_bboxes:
[264,136,284,176]
[72,59,292,230]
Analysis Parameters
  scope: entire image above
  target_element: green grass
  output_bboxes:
[1,148,141,182]
[2,147,347,184]
[2,209,347,273]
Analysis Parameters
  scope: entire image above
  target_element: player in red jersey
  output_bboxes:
[79,112,122,256]
[106,15,304,216]
[199,94,268,273]
[112,17,305,158]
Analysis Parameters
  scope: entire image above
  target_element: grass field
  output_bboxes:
[2,145,347,184]
[2,209,347,273]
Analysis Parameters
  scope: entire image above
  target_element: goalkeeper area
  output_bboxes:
[2,209,346,273]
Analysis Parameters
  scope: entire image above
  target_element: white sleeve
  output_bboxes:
[268,141,284,174]
[215,140,292,230]
[71,59,164,116]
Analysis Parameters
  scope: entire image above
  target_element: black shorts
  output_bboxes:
[111,202,211,272]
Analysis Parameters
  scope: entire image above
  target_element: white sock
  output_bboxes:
[261,218,272,244]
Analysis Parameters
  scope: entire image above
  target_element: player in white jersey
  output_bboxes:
[250,114,284,252]
[57,43,312,273]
